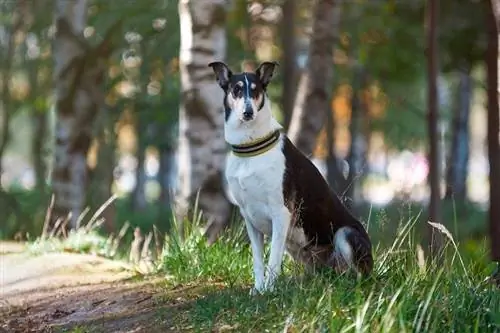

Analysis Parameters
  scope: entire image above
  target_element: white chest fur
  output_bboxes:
[225,140,286,235]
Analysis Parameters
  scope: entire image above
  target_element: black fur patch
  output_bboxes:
[223,91,231,121]
[281,135,373,274]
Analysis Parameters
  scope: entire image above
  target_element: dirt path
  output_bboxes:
[0,242,190,333]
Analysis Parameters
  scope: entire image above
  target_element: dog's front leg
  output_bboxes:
[264,207,291,292]
[244,219,265,294]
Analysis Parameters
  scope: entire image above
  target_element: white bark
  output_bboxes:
[175,0,231,243]
[52,0,107,230]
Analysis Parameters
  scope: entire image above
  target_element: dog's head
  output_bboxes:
[208,61,278,123]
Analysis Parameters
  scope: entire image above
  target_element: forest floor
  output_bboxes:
[0,242,201,333]
[2,228,499,332]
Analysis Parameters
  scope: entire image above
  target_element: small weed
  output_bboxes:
[64,326,90,333]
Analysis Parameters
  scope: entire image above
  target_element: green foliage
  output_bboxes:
[439,0,488,72]
[0,187,49,240]
[371,80,428,150]
[114,198,172,241]
[337,1,428,149]
[337,0,485,149]
[340,1,425,85]
[90,0,181,121]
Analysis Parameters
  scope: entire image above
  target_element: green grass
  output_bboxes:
[25,228,115,257]
[7,188,500,332]
[158,217,500,332]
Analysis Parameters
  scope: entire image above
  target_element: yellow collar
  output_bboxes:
[230,130,281,157]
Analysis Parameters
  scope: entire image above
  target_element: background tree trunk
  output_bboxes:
[345,66,368,211]
[26,0,51,195]
[131,42,151,212]
[51,0,117,230]
[287,0,341,157]
[131,130,148,212]
[29,64,49,193]
[325,84,344,192]
[158,144,175,209]
[280,0,297,130]
[90,106,118,234]
[487,0,500,263]
[176,0,231,244]
[426,0,443,257]
[445,69,472,203]
[0,1,23,176]
[156,134,176,253]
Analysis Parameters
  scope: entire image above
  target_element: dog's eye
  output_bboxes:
[233,85,241,95]
[250,86,258,98]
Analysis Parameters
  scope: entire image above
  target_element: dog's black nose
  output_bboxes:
[243,109,253,120]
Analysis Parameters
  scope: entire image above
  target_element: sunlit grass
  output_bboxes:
[25,195,129,260]
[26,228,114,257]
[158,212,500,332]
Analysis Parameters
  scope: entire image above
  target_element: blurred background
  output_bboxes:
[0,0,497,259]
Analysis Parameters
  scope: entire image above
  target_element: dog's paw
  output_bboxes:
[262,278,276,293]
[249,284,268,296]
[249,284,274,296]
[249,287,262,296]
[263,283,275,294]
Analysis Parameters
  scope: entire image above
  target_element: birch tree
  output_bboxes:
[176,0,231,244]
[51,0,119,230]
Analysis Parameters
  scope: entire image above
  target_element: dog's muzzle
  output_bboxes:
[243,105,253,121]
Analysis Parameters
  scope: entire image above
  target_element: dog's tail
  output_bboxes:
[329,226,373,276]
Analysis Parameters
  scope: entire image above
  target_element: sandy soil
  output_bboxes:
[0,242,189,333]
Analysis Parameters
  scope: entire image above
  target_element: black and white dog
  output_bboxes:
[208,61,373,294]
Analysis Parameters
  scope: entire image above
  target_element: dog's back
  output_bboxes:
[281,136,373,275]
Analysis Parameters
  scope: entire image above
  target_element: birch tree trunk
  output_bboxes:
[287,0,341,157]
[176,0,231,244]
[52,0,118,230]
[487,0,500,267]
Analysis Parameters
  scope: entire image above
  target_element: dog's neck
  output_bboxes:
[224,101,282,146]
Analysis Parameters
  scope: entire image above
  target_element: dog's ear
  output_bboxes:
[255,61,279,88]
[208,61,232,91]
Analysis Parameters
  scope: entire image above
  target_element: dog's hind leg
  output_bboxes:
[329,226,373,276]
[244,217,265,294]
[264,207,291,291]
